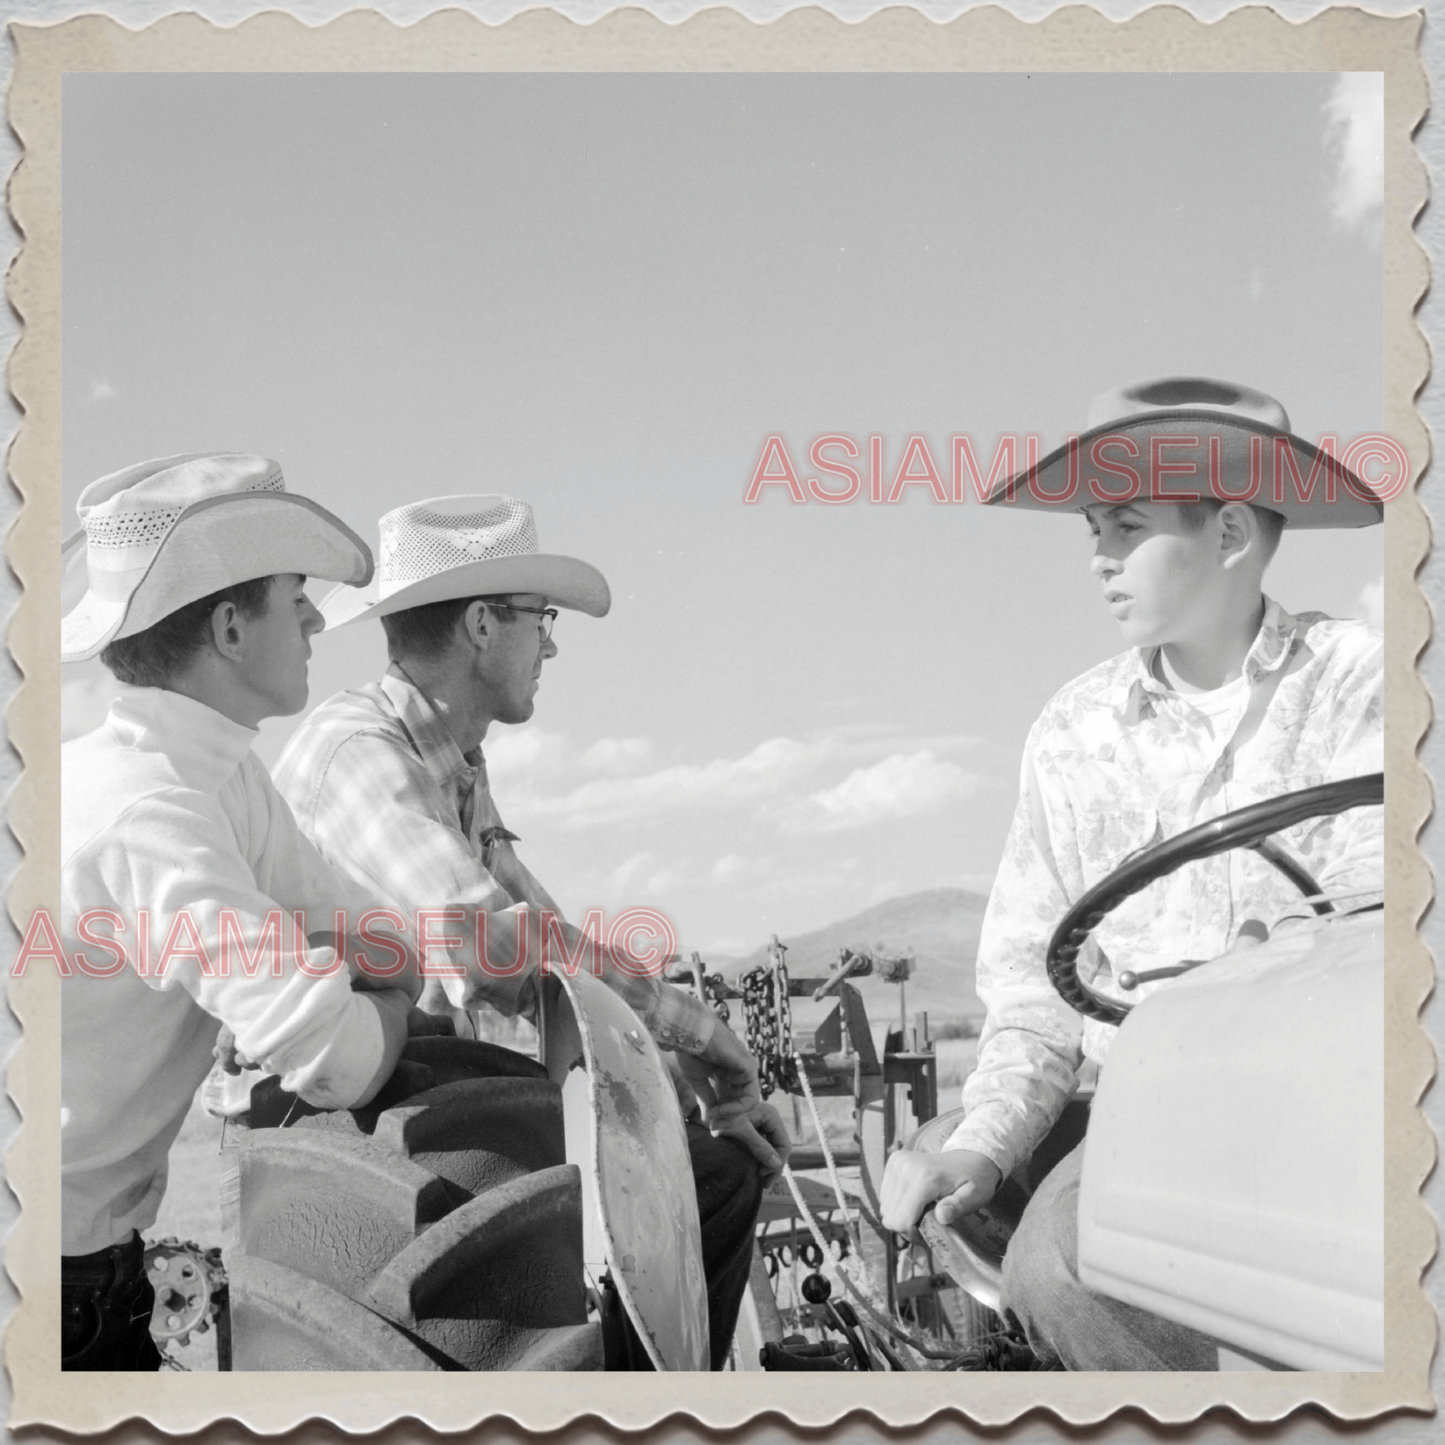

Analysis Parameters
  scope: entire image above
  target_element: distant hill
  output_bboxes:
[711,887,989,1029]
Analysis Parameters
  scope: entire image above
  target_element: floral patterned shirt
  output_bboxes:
[945,598,1383,1177]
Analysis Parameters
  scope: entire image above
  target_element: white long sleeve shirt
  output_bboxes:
[947,601,1384,1179]
[61,687,389,1255]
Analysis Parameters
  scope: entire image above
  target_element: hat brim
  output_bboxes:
[61,491,373,662]
[985,413,1385,529]
[59,584,128,663]
[319,552,612,629]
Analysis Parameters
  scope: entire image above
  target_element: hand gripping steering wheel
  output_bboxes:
[1046,773,1384,1024]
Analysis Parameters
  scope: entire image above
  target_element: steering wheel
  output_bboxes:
[1046,773,1384,1024]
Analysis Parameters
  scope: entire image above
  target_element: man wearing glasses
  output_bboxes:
[270,494,787,1369]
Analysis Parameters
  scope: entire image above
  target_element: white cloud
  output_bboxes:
[474,723,1004,960]
[601,851,658,896]
[527,736,822,830]
[1248,267,1264,303]
[484,724,567,774]
[712,853,746,883]
[570,853,688,918]
[642,865,683,897]
[582,736,653,773]
[1356,576,1384,631]
[1323,73,1383,241]
[786,750,978,833]
[89,380,118,402]
[710,852,781,887]
[491,727,985,836]
[486,728,655,805]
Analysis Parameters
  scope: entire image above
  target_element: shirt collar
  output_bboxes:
[107,685,258,790]
[1126,595,1300,702]
[1242,596,1300,681]
[379,666,481,797]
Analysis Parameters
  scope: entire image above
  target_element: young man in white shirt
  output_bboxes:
[59,453,418,1370]
[880,378,1385,1369]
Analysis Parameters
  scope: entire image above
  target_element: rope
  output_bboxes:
[784,1052,974,1365]
[779,1163,961,1365]
[792,1051,858,1245]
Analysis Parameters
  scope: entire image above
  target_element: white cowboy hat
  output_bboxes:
[986,376,1385,529]
[318,494,611,628]
[61,453,373,663]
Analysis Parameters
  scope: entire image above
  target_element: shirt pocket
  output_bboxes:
[1251,770,1328,854]
[1073,806,1161,891]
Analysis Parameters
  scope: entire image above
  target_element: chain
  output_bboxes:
[702,972,731,1025]
[741,952,797,1098]
[773,962,795,1089]
[741,968,778,1096]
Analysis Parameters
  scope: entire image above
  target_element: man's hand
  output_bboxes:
[350,988,416,1108]
[712,1100,791,1188]
[673,1029,792,1183]
[880,1148,1002,1234]
[213,1025,257,1076]
[1233,918,1269,948]
[405,1006,457,1037]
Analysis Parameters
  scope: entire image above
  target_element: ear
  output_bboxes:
[1216,504,1257,570]
[460,599,498,653]
[209,600,247,661]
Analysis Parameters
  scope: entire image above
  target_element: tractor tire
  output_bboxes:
[230,1036,603,1371]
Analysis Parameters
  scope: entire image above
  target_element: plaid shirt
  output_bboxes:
[947,599,1384,1177]
[273,667,716,1055]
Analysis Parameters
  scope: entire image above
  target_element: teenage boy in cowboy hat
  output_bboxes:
[880,377,1385,1370]
[60,454,422,1370]
[272,494,789,1370]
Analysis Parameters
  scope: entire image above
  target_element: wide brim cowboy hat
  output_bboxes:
[61,453,373,663]
[985,376,1385,529]
[319,493,611,629]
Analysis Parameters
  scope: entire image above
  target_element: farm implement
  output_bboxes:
[152,775,1384,1373]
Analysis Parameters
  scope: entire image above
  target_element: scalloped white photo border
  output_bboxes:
[1,4,1432,1434]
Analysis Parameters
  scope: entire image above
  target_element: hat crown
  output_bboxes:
[985,374,1381,530]
[1086,377,1291,433]
[62,452,372,662]
[378,494,540,591]
[77,453,286,554]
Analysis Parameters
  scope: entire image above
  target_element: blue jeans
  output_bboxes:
[1000,1142,1220,1371]
[61,1233,162,1371]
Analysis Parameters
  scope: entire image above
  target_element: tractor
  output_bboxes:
[154,774,1383,1372]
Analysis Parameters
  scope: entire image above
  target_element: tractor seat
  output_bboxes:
[904,1098,1091,1314]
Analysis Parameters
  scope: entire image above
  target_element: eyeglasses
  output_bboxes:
[484,600,558,642]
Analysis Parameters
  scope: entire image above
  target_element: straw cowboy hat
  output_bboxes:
[319,494,611,629]
[61,453,373,663]
[986,376,1385,529]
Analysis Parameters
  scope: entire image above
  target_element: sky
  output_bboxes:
[59,72,1386,958]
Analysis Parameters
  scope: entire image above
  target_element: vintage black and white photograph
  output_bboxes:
[5,6,1431,1434]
